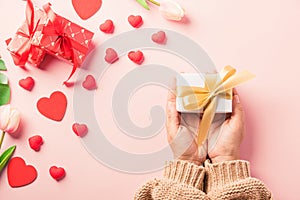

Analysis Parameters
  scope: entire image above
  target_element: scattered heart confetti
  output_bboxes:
[7,157,38,188]
[72,123,88,137]
[49,166,66,181]
[37,91,67,122]
[19,77,35,91]
[72,0,102,20]
[28,135,43,151]
[82,75,97,90]
[128,50,144,65]
[100,19,114,33]
[104,48,119,64]
[152,31,167,44]
[128,15,143,28]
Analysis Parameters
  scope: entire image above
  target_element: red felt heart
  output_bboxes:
[37,91,67,122]
[152,31,167,44]
[82,75,97,90]
[28,135,43,151]
[128,50,144,65]
[128,15,143,28]
[72,0,102,20]
[19,77,35,91]
[100,19,114,33]
[49,166,66,181]
[105,48,119,64]
[7,157,38,188]
[72,123,88,137]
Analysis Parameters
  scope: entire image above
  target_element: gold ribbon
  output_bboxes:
[177,66,255,146]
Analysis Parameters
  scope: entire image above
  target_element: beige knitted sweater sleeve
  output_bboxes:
[134,160,209,200]
[134,160,273,200]
[205,160,272,199]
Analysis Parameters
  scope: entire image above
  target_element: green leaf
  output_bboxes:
[0,83,10,106]
[0,73,8,85]
[0,59,7,71]
[0,145,16,173]
[136,0,150,10]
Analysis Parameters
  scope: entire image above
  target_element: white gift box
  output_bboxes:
[176,73,232,113]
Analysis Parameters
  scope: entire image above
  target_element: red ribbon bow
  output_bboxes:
[7,0,43,66]
[42,3,89,83]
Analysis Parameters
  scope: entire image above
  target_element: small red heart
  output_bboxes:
[28,135,43,151]
[82,75,97,90]
[49,166,66,181]
[72,123,88,137]
[104,48,119,64]
[152,31,167,44]
[7,157,38,188]
[72,0,102,20]
[100,19,114,33]
[128,50,144,65]
[37,91,67,122]
[128,15,143,28]
[19,77,35,91]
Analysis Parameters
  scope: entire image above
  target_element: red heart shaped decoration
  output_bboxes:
[19,77,35,91]
[29,135,43,151]
[128,50,144,65]
[100,19,114,33]
[128,15,143,28]
[82,75,97,90]
[72,0,102,20]
[37,91,67,122]
[105,48,119,64]
[72,123,88,137]
[7,157,38,188]
[49,166,66,181]
[152,31,167,44]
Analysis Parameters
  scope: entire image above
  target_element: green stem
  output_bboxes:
[148,0,160,6]
[0,131,5,149]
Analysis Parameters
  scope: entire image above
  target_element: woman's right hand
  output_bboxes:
[166,80,207,165]
[208,89,246,163]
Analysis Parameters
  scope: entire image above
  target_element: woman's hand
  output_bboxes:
[165,82,207,165]
[166,80,245,165]
[207,89,245,163]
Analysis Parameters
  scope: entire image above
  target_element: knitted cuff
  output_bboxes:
[205,160,251,193]
[164,160,205,190]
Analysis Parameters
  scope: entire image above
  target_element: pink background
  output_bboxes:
[0,0,299,199]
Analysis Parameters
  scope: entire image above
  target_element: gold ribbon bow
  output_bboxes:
[177,66,255,146]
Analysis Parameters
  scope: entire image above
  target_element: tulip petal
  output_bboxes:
[0,105,10,131]
[159,0,185,21]
[5,109,20,134]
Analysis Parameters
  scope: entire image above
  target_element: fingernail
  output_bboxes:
[234,95,240,104]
